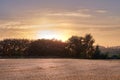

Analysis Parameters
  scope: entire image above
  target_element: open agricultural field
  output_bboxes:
[0,59,120,80]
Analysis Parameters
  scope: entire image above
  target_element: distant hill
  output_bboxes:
[99,46,120,57]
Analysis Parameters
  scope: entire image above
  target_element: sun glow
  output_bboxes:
[36,30,68,41]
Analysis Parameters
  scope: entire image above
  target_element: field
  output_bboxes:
[0,59,120,80]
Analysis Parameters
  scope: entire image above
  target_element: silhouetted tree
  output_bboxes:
[93,45,109,59]
[66,34,95,58]
[0,39,30,57]
[93,45,101,59]
[83,34,95,58]
[66,36,83,57]
[0,34,113,59]
[27,39,66,57]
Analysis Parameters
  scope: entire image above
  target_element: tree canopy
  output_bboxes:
[0,34,111,59]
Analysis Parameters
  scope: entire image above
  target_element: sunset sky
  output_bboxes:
[0,0,120,47]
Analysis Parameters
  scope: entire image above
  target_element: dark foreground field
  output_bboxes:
[0,59,120,80]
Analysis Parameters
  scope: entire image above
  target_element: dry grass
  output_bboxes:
[0,59,120,80]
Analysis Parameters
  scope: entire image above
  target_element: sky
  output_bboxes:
[0,0,120,47]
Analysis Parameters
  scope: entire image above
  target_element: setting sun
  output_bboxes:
[36,30,68,41]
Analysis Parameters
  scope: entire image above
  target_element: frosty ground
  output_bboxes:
[0,59,120,80]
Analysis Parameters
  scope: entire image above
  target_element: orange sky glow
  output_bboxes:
[0,0,120,47]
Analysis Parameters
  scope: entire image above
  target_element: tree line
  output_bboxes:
[0,34,115,59]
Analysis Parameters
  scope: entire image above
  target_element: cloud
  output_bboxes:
[0,21,27,29]
[46,10,92,18]
[96,10,108,14]
[77,9,90,12]
[0,8,119,33]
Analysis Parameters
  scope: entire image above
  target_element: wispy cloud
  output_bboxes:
[46,9,92,18]
[95,10,108,14]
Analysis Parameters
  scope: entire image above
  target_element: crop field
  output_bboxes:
[0,59,120,80]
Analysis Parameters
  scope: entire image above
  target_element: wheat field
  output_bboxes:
[0,59,120,80]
